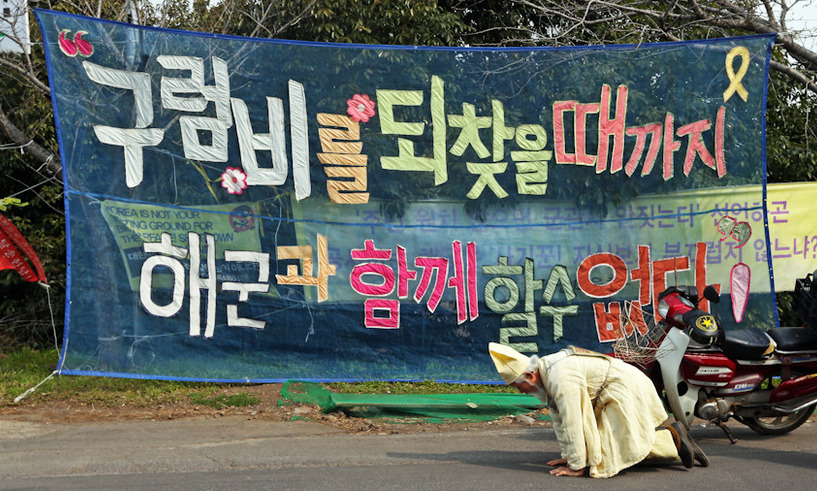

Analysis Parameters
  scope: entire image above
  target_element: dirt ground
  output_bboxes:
[0,383,554,435]
[6,383,814,436]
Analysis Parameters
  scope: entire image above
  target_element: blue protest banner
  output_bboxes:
[35,9,775,382]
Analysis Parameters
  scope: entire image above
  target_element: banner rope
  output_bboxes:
[65,188,768,230]
[14,282,63,404]
[13,371,57,404]
[40,281,59,353]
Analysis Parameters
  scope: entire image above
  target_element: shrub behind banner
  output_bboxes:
[35,9,777,382]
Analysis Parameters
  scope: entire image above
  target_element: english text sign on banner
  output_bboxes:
[36,9,777,382]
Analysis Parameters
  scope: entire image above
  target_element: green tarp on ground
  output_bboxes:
[281,381,548,423]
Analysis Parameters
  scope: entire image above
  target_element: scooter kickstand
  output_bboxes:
[715,420,738,444]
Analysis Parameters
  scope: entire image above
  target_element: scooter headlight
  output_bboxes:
[657,297,670,318]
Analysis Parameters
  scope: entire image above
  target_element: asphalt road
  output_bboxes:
[2,417,817,490]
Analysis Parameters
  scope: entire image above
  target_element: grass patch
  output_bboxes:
[1,348,221,407]
[1,349,510,408]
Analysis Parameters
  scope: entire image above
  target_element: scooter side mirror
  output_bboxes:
[703,285,720,304]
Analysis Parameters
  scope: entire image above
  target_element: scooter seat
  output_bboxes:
[767,327,817,353]
[720,328,774,360]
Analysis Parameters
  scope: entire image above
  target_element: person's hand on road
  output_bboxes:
[547,459,586,477]
[549,466,586,477]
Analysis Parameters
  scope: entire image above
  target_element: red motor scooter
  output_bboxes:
[614,273,817,442]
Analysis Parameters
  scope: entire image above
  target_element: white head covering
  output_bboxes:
[488,342,531,384]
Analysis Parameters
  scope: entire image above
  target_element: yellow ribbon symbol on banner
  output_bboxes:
[724,46,750,102]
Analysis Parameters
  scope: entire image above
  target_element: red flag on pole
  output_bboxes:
[0,213,47,284]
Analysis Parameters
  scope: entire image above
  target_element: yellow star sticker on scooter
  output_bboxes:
[696,315,717,332]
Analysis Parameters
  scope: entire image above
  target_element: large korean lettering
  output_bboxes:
[350,239,478,329]
[577,242,718,342]
[83,61,164,187]
[553,84,727,180]
[139,232,334,338]
[483,258,578,353]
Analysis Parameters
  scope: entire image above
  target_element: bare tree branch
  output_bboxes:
[505,0,817,94]
[0,104,61,177]
[0,58,51,97]
[771,59,817,92]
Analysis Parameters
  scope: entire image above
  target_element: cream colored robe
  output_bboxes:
[538,349,668,478]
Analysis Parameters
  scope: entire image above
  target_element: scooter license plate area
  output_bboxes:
[681,353,735,386]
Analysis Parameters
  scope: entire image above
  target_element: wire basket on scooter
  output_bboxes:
[613,302,673,364]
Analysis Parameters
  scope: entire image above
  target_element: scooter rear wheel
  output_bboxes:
[742,368,816,435]
[743,402,815,435]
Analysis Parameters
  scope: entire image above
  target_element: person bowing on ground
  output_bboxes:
[489,342,709,478]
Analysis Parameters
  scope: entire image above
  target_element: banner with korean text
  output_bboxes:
[36,9,779,382]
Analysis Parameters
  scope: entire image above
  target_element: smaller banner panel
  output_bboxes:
[766,182,817,290]
[100,201,263,290]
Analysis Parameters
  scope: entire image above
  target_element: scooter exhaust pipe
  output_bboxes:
[734,393,817,415]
